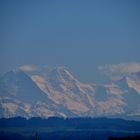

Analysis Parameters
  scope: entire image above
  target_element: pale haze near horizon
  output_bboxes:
[0,0,140,83]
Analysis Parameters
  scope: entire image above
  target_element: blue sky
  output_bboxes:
[0,0,140,82]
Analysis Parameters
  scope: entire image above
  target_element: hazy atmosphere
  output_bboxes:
[1,1,140,140]
[0,0,140,83]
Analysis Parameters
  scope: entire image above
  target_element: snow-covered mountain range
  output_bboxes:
[0,64,140,120]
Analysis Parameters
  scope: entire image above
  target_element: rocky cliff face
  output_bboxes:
[0,65,140,119]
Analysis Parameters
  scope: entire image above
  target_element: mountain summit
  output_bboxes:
[0,65,140,120]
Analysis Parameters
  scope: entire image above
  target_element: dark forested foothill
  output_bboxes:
[0,117,140,140]
[109,135,140,140]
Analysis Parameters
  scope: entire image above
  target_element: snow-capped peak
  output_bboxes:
[1,64,140,120]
